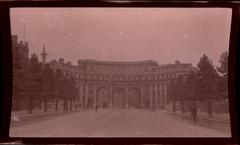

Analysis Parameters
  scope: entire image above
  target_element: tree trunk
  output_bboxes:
[191,101,198,122]
[28,95,33,114]
[55,98,59,111]
[63,99,68,111]
[207,99,213,118]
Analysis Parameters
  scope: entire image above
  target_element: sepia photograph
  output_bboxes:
[10,8,231,137]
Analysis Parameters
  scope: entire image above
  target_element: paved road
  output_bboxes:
[10,109,231,137]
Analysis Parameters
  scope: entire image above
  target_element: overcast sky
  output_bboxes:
[10,8,232,67]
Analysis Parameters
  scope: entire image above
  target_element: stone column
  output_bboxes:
[109,85,113,108]
[85,84,88,107]
[160,84,163,104]
[141,85,144,108]
[164,84,167,105]
[80,83,83,107]
[125,87,129,108]
[154,85,158,106]
[93,85,97,108]
[78,83,81,106]
[149,86,153,109]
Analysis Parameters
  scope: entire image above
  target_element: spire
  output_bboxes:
[41,44,47,64]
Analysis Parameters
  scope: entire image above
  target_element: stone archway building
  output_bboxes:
[49,57,193,109]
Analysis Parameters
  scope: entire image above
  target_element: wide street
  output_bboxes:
[10,109,231,137]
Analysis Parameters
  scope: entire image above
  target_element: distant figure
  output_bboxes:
[181,102,185,114]
[191,102,197,122]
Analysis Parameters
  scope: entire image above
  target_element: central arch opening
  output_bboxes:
[97,87,109,108]
[128,88,141,108]
[112,87,125,108]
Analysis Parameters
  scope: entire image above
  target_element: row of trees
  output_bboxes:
[167,52,228,118]
[13,53,79,113]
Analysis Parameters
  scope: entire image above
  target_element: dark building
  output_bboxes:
[12,35,29,67]
[12,35,29,110]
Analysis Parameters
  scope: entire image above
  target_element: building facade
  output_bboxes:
[11,35,194,110]
[48,52,193,109]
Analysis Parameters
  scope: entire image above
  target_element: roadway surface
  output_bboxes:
[10,109,231,137]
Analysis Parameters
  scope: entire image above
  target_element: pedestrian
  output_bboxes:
[191,102,197,122]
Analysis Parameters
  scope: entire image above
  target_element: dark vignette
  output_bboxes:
[0,5,12,141]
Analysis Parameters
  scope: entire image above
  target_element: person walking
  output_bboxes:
[191,102,197,122]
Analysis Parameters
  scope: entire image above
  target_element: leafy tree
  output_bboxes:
[197,54,218,117]
[184,70,199,120]
[62,76,70,111]
[167,79,178,113]
[185,70,198,102]
[53,69,64,111]
[175,76,186,114]
[40,63,54,112]
[216,51,228,100]
[217,51,228,76]
[26,54,42,113]
[12,49,24,110]
[167,76,186,113]
[68,76,79,111]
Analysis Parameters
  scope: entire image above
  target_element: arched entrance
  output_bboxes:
[112,87,125,108]
[142,87,150,108]
[128,88,141,108]
[97,87,109,108]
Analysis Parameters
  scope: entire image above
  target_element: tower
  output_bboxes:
[41,44,47,64]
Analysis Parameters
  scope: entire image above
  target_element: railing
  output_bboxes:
[163,110,231,132]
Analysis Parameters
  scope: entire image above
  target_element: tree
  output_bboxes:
[12,49,24,110]
[68,76,79,111]
[62,76,70,111]
[185,70,198,102]
[53,69,64,111]
[40,64,54,112]
[184,70,199,121]
[197,54,218,117]
[217,51,228,76]
[167,75,187,113]
[167,79,178,113]
[26,54,42,113]
[216,51,228,100]
[175,76,186,114]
